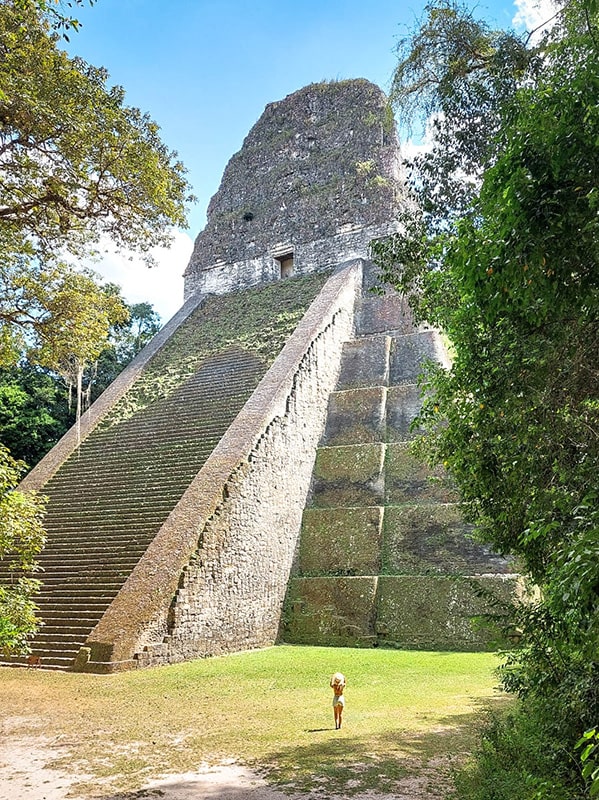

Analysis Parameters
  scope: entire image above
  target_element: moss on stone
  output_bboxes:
[311,443,384,507]
[381,504,512,576]
[321,387,385,446]
[385,443,458,504]
[299,506,383,575]
[376,574,519,651]
[314,443,384,483]
[100,272,328,430]
[385,385,424,442]
[281,576,378,647]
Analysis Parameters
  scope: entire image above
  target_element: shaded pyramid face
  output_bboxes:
[184,79,405,298]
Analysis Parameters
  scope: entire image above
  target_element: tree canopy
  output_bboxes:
[0,1,192,264]
[0,0,192,371]
[0,0,193,656]
[0,298,162,469]
[375,0,599,796]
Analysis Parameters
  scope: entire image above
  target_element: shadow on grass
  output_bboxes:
[255,696,511,797]
[90,696,509,800]
[86,768,290,800]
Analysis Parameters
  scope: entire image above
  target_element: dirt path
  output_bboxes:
[0,735,447,800]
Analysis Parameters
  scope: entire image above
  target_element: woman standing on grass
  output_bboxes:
[330,672,346,729]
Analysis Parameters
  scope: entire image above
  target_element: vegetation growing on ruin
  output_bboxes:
[100,272,329,428]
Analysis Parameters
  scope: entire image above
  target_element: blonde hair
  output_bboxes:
[331,672,346,690]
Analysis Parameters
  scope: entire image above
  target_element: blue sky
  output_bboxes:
[65,0,544,320]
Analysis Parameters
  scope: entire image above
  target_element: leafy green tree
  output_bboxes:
[0,0,191,655]
[0,364,73,465]
[0,1,192,260]
[13,0,94,37]
[375,0,599,795]
[33,269,129,427]
[0,445,45,655]
[0,296,161,467]
[0,0,192,367]
[389,0,535,230]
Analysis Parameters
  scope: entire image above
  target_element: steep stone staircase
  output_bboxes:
[0,273,328,670]
[282,270,517,650]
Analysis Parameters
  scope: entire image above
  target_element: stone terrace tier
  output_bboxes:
[282,268,519,651]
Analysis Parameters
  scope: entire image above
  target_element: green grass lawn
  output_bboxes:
[0,645,508,797]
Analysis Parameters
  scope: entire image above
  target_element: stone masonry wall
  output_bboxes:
[184,222,396,299]
[82,261,362,670]
[135,264,360,665]
[184,79,405,298]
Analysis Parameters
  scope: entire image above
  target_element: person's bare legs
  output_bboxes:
[334,704,342,729]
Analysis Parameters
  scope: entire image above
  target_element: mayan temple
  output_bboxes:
[1,79,517,672]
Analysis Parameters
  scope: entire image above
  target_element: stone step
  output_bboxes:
[388,330,448,384]
[299,506,384,575]
[282,573,519,651]
[61,434,224,458]
[42,533,162,545]
[37,624,99,637]
[31,634,98,652]
[44,511,172,526]
[45,476,200,494]
[47,455,214,480]
[35,559,142,572]
[38,543,148,555]
[321,387,386,446]
[36,595,110,619]
[310,443,385,508]
[46,478,198,495]
[0,574,123,589]
[37,591,118,603]
[46,474,205,496]
[2,654,78,670]
[40,609,105,621]
[381,503,513,576]
[40,583,123,593]
[43,534,158,545]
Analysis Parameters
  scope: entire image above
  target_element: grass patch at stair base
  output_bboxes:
[0,645,506,797]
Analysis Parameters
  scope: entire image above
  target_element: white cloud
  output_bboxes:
[399,112,441,163]
[512,0,557,40]
[89,230,194,323]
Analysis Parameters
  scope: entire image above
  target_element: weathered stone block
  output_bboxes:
[385,384,424,442]
[321,387,385,445]
[376,574,520,651]
[389,331,446,386]
[385,443,459,504]
[356,294,415,336]
[382,504,513,575]
[282,576,378,646]
[336,336,389,390]
[299,506,383,574]
[311,443,384,507]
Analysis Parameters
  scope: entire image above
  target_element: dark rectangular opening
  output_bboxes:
[276,254,294,279]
